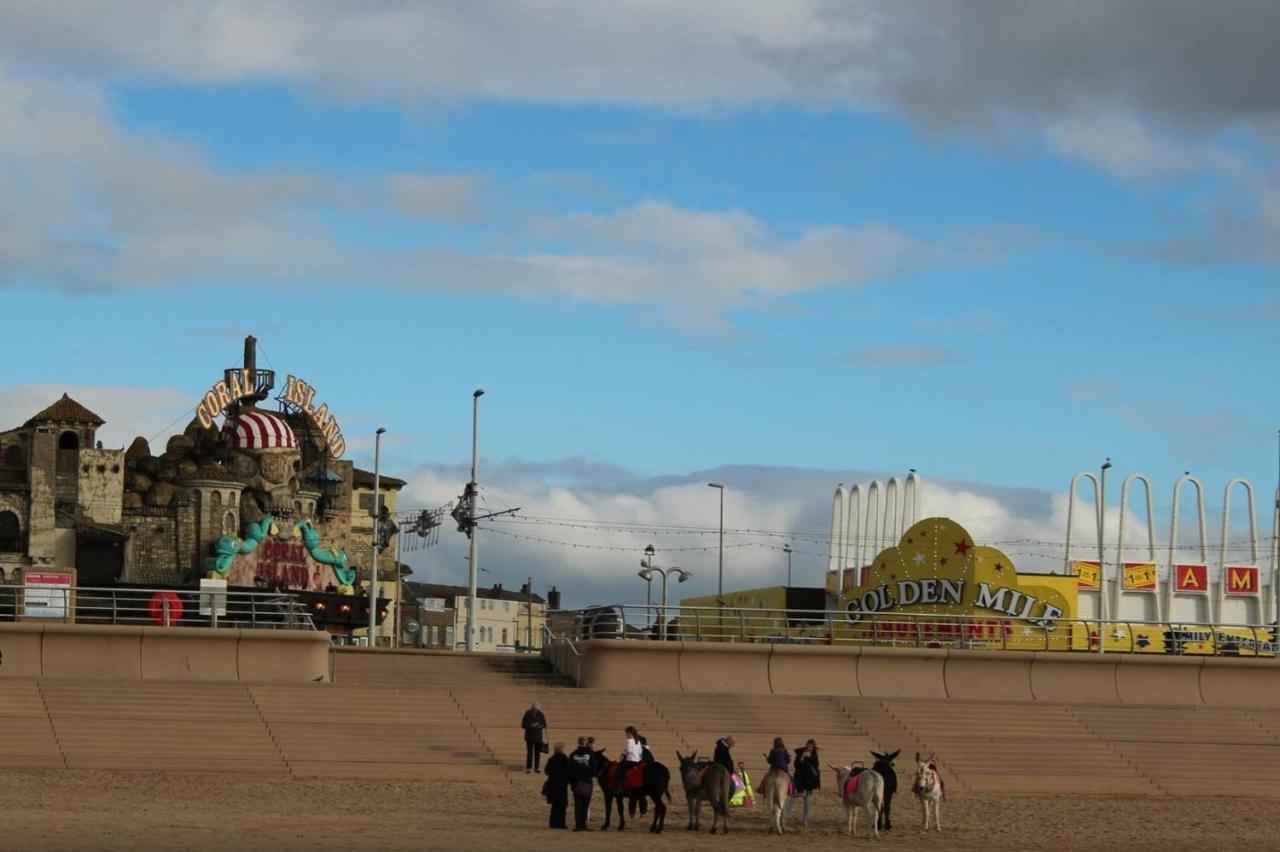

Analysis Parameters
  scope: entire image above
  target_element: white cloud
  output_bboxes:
[1046,110,1197,179]
[0,69,919,323]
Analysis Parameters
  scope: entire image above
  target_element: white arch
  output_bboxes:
[1116,473,1157,565]
[845,483,864,569]
[1065,471,1102,573]
[1220,478,1259,569]
[828,485,846,573]
[1169,474,1208,566]
[883,476,903,547]
[903,471,923,529]
[865,480,884,564]
[1219,478,1259,624]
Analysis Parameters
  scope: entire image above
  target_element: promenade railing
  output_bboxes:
[0,585,316,630]
[550,604,1277,658]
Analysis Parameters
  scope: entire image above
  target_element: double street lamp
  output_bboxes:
[638,556,692,641]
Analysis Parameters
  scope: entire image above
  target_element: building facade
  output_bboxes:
[402,581,550,652]
[0,338,409,641]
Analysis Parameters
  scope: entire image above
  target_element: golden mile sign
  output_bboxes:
[839,517,1076,630]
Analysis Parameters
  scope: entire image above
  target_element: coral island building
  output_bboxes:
[0,337,405,641]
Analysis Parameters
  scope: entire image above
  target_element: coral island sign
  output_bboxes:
[840,517,1076,633]
[193,371,345,458]
[278,374,346,459]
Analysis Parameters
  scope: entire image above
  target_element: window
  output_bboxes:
[422,598,446,611]
[0,511,21,553]
[2,444,24,468]
[501,628,508,646]
[357,493,385,514]
[446,626,455,648]
[503,601,510,612]
[430,625,439,646]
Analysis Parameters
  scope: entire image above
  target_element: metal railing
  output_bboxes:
[0,585,316,630]
[560,604,1278,658]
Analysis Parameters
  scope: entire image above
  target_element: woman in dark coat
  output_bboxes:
[785,739,821,827]
[521,701,547,773]
[543,743,571,829]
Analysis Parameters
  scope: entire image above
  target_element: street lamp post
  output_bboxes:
[465,389,484,653]
[368,427,385,646]
[783,543,793,587]
[642,545,655,607]
[708,482,725,606]
[1098,457,1113,655]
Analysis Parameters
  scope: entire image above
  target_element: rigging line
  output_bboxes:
[146,403,203,443]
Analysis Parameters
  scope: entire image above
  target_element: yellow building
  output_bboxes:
[349,467,405,646]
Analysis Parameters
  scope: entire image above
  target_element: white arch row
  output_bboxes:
[1064,471,1273,624]
[828,472,923,574]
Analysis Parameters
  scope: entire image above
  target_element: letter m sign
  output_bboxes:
[1225,565,1259,596]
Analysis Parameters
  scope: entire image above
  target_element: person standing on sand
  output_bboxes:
[543,743,571,829]
[521,701,547,773]
[570,737,595,831]
[784,739,820,827]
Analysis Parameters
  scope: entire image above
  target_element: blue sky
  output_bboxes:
[2,2,1278,602]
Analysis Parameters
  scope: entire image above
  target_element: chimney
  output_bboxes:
[243,335,257,408]
[520,581,531,595]
[547,587,561,610]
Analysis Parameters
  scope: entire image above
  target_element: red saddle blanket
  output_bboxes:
[843,771,862,797]
[606,764,646,792]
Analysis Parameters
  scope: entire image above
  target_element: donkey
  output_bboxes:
[676,751,731,835]
[830,764,884,840]
[912,752,943,832]
[596,758,672,833]
[871,749,900,831]
[758,764,790,835]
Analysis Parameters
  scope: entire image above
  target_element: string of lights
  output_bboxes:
[482,526,759,554]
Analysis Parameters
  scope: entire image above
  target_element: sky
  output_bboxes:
[2,2,1279,606]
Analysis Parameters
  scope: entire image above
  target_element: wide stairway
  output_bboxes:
[6,649,1280,796]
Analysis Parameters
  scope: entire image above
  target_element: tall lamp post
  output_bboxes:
[708,482,725,606]
[641,545,656,606]
[465,389,484,653]
[1098,457,1112,655]
[783,542,793,587]
[637,564,692,640]
[368,427,385,646]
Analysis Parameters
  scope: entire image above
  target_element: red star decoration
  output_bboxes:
[953,539,972,556]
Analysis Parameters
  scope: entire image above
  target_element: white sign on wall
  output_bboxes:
[23,571,73,619]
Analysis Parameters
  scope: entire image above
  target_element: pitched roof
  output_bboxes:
[25,393,105,426]
[352,467,407,490]
[404,580,546,605]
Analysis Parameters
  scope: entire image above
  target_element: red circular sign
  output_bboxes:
[148,592,184,627]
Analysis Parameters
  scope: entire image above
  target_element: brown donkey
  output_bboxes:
[676,751,731,834]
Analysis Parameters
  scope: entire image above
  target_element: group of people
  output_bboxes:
[523,702,652,831]
[522,702,836,831]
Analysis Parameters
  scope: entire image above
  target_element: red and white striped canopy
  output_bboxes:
[222,410,298,451]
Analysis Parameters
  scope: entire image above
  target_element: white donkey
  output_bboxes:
[911,753,943,831]
[830,764,883,839]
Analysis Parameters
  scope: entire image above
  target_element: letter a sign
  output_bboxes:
[1173,564,1208,594]
[1225,565,1259,596]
